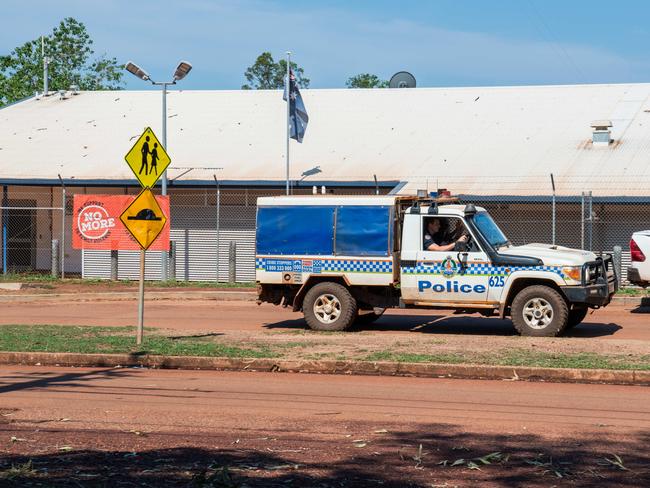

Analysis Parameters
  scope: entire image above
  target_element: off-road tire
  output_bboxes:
[511,285,569,337]
[566,305,589,329]
[303,282,358,331]
[354,308,386,326]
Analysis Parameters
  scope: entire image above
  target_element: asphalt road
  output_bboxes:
[1,366,649,486]
[1,299,648,340]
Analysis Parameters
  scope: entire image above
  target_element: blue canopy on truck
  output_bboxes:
[256,205,393,256]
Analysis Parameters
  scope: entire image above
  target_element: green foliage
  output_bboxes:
[346,73,389,88]
[0,325,279,358]
[0,17,123,107]
[242,51,310,89]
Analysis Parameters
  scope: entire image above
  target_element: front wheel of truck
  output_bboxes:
[511,285,568,337]
[303,282,358,331]
[565,305,589,329]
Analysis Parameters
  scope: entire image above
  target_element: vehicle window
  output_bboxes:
[423,217,477,251]
[473,212,509,249]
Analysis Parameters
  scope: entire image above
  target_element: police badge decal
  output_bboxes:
[441,256,458,278]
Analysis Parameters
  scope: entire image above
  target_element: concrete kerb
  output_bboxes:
[0,351,647,386]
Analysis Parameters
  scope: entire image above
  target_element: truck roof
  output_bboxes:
[256,197,486,215]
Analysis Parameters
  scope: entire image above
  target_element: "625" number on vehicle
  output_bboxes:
[488,275,505,287]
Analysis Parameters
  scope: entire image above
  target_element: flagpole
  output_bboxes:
[285,51,291,195]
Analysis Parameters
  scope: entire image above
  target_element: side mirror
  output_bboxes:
[456,251,469,274]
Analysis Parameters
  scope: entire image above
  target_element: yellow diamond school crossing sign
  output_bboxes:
[124,127,171,188]
[120,188,168,250]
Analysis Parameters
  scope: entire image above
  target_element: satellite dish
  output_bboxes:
[389,71,416,88]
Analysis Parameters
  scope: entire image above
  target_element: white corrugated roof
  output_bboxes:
[1,84,650,195]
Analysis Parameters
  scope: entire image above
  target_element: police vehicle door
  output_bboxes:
[416,216,490,303]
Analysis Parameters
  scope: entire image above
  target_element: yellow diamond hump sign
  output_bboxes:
[124,127,171,188]
[120,188,168,250]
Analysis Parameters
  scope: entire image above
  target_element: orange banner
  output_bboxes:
[72,194,170,251]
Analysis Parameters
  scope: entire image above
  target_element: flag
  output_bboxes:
[283,69,309,143]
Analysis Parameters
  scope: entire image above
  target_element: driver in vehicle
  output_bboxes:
[424,218,469,251]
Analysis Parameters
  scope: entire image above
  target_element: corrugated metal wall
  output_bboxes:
[82,250,164,280]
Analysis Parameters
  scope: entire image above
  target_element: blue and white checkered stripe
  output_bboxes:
[256,257,392,274]
[323,260,392,273]
[402,262,564,277]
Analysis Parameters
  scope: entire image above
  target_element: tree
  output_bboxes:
[0,17,123,107]
[242,52,310,89]
[346,73,388,88]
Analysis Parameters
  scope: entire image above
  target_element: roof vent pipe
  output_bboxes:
[591,120,612,146]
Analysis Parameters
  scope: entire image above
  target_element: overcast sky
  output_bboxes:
[3,0,650,90]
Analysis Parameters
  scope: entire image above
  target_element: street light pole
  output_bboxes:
[125,61,192,281]
[154,80,171,279]
[162,81,168,197]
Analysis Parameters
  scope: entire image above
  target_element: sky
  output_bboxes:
[2,0,650,91]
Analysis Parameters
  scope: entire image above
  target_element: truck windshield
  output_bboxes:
[474,212,510,249]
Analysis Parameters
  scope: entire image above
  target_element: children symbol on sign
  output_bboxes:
[139,136,151,175]
[150,143,159,176]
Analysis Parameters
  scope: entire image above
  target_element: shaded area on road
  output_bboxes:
[631,297,650,314]
[0,368,130,395]
[1,424,649,486]
[264,313,623,338]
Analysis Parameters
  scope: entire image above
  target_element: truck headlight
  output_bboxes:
[562,266,582,282]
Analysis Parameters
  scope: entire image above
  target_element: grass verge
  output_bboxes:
[1,325,649,371]
[0,325,276,358]
[616,287,650,296]
[363,349,650,371]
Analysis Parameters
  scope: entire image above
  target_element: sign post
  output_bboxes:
[137,250,145,344]
[122,127,171,344]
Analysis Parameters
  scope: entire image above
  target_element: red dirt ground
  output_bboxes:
[1,366,649,487]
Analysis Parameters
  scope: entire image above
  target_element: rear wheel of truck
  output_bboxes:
[511,285,568,337]
[355,308,386,326]
[566,305,589,329]
[303,282,358,331]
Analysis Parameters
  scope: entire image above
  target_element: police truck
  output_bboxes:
[255,194,617,337]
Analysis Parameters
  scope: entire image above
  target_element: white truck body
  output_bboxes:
[256,195,617,336]
[628,231,650,287]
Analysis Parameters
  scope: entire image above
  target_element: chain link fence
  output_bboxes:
[0,185,66,276]
[2,177,649,285]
